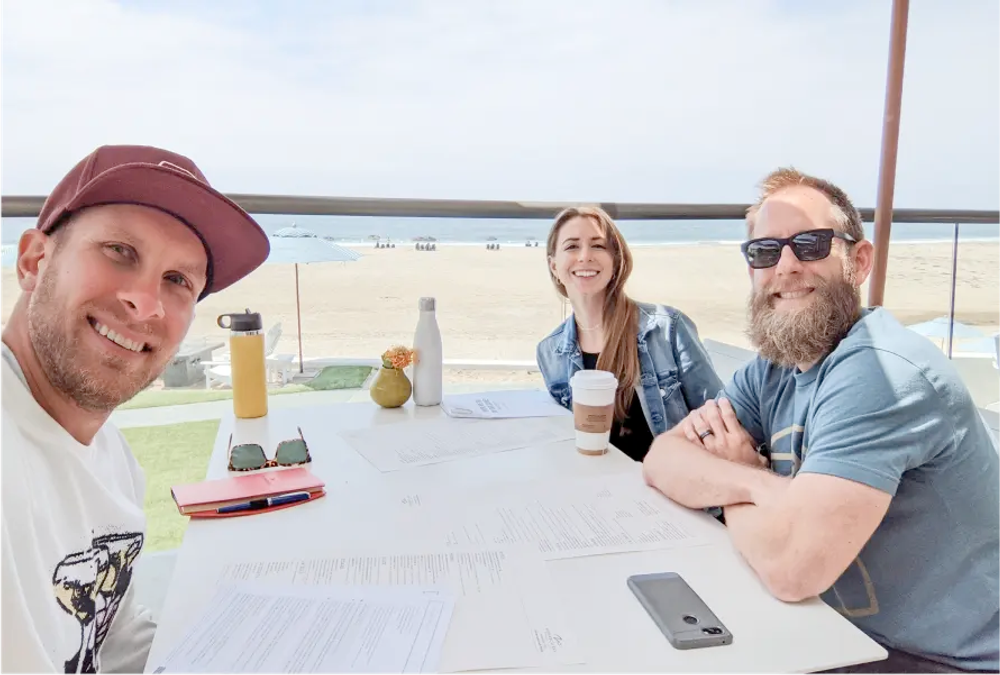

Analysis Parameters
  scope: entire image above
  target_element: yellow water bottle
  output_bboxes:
[217,309,268,419]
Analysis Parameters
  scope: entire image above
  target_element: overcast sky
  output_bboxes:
[3,0,998,209]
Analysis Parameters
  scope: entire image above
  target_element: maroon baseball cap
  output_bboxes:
[36,144,269,299]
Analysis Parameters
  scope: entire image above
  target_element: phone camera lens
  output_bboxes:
[682,615,698,625]
[702,627,722,635]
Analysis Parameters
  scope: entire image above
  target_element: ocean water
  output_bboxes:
[2,215,998,247]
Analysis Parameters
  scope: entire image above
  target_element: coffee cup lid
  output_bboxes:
[571,370,618,389]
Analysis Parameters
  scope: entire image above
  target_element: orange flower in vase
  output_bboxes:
[370,345,417,408]
[382,345,416,370]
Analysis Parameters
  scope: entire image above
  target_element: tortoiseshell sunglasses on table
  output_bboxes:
[227,427,312,471]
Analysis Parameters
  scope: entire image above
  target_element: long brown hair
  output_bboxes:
[546,206,639,421]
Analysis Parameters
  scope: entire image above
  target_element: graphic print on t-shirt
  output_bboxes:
[766,426,880,620]
[51,531,144,674]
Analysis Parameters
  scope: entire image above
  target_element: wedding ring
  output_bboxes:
[698,429,714,441]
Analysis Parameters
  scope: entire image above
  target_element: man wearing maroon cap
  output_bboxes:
[1,145,269,672]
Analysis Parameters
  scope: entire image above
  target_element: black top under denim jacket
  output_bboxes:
[580,351,655,461]
[536,301,724,462]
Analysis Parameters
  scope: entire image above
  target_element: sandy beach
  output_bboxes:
[2,242,997,374]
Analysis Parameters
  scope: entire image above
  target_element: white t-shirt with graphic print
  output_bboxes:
[1,343,157,673]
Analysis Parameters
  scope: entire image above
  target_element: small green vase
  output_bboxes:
[370,366,412,408]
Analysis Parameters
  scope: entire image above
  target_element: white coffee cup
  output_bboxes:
[570,370,618,455]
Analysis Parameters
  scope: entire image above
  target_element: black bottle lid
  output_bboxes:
[217,309,263,332]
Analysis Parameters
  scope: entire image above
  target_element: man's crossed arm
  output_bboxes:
[642,400,891,602]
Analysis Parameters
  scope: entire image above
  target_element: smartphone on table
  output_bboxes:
[627,572,733,650]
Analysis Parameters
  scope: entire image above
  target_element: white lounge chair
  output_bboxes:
[202,323,293,388]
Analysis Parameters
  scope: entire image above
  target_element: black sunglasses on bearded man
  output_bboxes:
[741,228,856,269]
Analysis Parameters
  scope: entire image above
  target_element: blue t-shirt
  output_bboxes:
[724,308,999,671]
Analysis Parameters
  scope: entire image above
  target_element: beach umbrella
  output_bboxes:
[907,316,986,359]
[953,335,1000,359]
[267,227,362,372]
[906,317,984,340]
[273,223,316,238]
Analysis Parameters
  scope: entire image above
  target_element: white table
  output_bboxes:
[145,401,886,673]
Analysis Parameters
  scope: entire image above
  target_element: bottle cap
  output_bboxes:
[419,297,436,311]
[217,309,263,332]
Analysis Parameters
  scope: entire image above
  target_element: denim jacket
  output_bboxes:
[536,302,723,436]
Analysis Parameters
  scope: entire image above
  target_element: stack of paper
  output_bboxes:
[215,549,583,672]
[149,583,453,673]
[402,473,714,560]
[339,416,573,472]
[440,389,571,419]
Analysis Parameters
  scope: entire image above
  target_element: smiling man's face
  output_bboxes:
[24,204,207,411]
[746,185,867,369]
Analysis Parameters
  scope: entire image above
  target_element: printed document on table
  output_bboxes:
[339,416,573,472]
[218,549,582,672]
[421,472,714,560]
[150,583,453,673]
[441,389,571,419]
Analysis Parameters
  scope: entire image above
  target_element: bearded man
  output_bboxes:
[1,145,269,673]
[642,168,999,673]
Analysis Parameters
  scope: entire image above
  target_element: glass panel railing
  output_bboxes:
[188,217,758,394]
[866,223,999,410]
[2,215,996,405]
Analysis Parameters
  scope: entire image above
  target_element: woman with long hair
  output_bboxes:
[536,206,722,461]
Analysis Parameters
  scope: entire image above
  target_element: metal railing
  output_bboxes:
[2,194,998,223]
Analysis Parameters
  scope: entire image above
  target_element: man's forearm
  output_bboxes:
[724,502,787,568]
[643,432,774,509]
[723,479,802,601]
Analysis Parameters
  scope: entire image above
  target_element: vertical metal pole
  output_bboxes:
[868,0,910,307]
[946,223,959,359]
[295,262,304,373]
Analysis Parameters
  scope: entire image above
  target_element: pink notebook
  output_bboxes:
[171,467,325,516]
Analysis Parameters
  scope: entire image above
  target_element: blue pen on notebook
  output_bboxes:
[217,491,312,514]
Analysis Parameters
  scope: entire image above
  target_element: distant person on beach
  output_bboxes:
[642,168,999,673]
[1,145,269,672]
[536,205,723,462]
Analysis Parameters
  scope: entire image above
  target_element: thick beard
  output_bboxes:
[746,269,862,369]
[27,265,162,412]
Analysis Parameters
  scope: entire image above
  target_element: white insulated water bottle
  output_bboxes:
[412,297,443,406]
